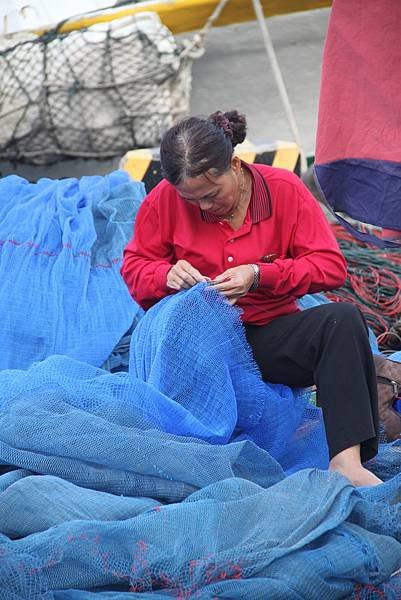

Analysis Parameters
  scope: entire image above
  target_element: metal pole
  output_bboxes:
[251,0,307,173]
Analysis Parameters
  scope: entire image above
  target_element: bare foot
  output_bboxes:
[329,463,382,487]
[329,445,383,487]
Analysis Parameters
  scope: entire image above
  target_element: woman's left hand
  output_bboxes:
[211,265,255,302]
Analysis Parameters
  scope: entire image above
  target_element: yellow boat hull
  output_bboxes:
[36,0,332,36]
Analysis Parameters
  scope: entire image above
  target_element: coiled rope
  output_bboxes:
[327,224,401,352]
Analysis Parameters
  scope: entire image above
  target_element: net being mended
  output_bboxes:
[0,285,400,599]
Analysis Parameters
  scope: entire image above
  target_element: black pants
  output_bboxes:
[244,303,379,462]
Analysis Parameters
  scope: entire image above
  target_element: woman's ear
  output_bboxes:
[231,155,241,173]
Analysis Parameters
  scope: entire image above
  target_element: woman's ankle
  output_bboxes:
[329,445,382,487]
[329,444,362,469]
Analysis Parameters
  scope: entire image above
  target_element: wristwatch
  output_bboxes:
[249,263,260,291]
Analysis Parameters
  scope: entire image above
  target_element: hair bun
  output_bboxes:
[208,110,247,148]
[224,110,247,147]
[209,111,234,140]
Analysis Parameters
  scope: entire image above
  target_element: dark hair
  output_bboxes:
[160,110,247,185]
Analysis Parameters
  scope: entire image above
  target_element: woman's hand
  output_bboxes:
[167,259,210,291]
[211,265,255,301]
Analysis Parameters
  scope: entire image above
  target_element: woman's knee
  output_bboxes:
[325,302,361,320]
[319,302,367,334]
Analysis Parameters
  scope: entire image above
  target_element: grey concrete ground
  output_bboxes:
[0,7,330,180]
[189,8,330,155]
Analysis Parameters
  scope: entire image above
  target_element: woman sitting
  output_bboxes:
[122,109,401,487]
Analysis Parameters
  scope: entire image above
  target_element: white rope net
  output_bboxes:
[0,12,192,164]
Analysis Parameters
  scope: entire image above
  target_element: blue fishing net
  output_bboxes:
[0,171,144,369]
[130,285,329,472]
[1,470,401,599]
[0,284,400,598]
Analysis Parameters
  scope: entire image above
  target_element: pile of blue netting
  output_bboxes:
[0,171,144,369]
[1,284,401,598]
[0,173,400,598]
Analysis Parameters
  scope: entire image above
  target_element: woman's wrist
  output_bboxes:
[248,263,260,291]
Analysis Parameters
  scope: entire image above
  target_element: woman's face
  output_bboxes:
[175,157,241,219]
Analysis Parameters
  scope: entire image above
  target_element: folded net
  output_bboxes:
[0,285,400,598]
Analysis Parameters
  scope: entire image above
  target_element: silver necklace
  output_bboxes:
[226,167,247,221]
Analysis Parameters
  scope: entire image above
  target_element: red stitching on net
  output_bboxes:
[0,238,121,269]
[353,583,386,599]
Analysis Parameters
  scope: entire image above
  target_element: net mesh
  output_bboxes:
[0,170,400,597]
[0,285,400,598]
[0,12,191,164]
[0,171,144,370]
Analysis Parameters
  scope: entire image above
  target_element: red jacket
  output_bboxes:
[121,163,347,325]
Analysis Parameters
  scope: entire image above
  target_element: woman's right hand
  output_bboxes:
[167,260,210,291]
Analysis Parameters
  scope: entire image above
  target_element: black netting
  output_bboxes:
[0,13,191,164]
